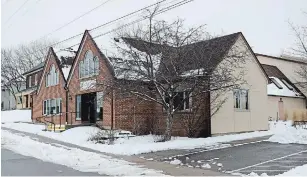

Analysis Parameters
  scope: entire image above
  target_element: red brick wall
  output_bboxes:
[32,53,67,125]
[114,91,201,136]
[67,33,114,126]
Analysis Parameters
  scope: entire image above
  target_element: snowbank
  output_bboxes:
[1,110,32,123]
[278,164,307,176]
[267,121,307,144]
[1,130,164,176]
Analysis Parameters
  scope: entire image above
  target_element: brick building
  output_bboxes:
[32,30,272,137]
[32,48,67,125]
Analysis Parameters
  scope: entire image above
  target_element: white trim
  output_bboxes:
[67,34,88,86]
[37,50,52,93]
[23,68,44,77]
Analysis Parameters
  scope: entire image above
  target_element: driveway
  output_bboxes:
[137,137,307,176]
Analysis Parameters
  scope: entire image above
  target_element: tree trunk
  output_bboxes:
[164,102,174,141]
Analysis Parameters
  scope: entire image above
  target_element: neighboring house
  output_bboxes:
[31,30,270,137]
[15,62,44,109]
[261,64,306,121]
[256,53,307,96]
[1,82,26,110]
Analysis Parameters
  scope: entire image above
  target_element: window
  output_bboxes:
[34,74,37,85]
[46,65,59,87]
[234,89,249,110]
[76,95,81,120]
[43,98,62,115]
[281,79,294,90]
[79,50,99,78]
[271,78,283,89]
[165,91,191,111]
[28,75,32,87]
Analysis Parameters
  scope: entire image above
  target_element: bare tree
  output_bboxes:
[107,8,247,140]
[288,12,307,92]
[1,39,55,101]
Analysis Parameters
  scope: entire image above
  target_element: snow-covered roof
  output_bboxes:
[61,66,71,80]
[267,77,303,98]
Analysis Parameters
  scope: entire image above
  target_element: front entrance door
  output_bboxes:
[76,92,103,123]
[81,92,96,123]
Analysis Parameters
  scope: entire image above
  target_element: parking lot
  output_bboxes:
[137,138,307,176]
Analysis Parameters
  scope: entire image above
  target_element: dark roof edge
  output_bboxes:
[255,53,307,65]
[239,33,270,83]
[22,65,44,76]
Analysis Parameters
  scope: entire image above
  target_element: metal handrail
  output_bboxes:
[34,111,82,131]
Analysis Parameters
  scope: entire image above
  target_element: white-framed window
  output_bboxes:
[46,65,59,87]
[234,89,249,110]
[34,74,37,85]
[43,98,62,115]
[28,75,32,87]
[165,91,191,111]
[79,50,99,78]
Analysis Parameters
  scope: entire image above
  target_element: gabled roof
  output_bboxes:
[120,32,269,82]
[66,30,115,86]
[37,47,67,93]
[23,62,45,75]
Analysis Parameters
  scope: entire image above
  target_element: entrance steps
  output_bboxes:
[46,124,66,132]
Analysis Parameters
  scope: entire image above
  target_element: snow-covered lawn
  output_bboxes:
[1,110,32,123]
[1,130,165,176]
[2,110,306,156]
[2,121,273,155]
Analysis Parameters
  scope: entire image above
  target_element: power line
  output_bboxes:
[4,0,30,25]
[67,0,194,49]
[24,0,169,57]
[36,0,114,41]
[15,0,193,61]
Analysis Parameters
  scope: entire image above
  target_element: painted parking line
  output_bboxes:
[168,140,267,159]
[229,149,307,173]
[255,165,298,168]
[240,169,288,172]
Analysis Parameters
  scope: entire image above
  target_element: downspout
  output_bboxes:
[111,89,114,130]
[31,94,33,122]
[65,88,69,124]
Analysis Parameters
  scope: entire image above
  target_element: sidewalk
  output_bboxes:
[2,127,226,176]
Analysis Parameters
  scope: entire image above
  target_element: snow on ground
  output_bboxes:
[1,130,165,176]
[2,121,273,155]
[1,110,32,123]
[169,159,181,165]
[277,164,307,176]
[267,121,307,144]
[3,110,306,156]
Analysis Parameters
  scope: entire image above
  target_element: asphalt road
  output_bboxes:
[1,148,99,176]
[138,139,307,176]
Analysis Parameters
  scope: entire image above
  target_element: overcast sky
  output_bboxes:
[1,0,306,57]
